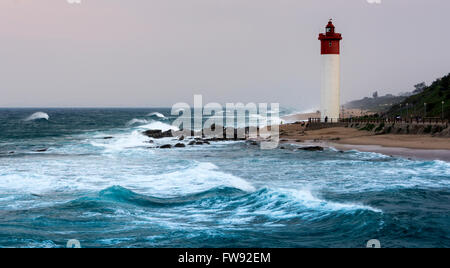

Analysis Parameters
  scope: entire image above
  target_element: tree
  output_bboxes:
[413,82,426,94]
[372,91,378,98]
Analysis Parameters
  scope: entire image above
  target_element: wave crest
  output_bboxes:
[147,112,166,119]
[24,112,49,121]
[126,118,149,126]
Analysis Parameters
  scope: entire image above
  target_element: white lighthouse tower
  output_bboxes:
[319,20,342,123]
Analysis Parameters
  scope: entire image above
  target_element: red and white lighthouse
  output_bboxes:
[318,19,342,122]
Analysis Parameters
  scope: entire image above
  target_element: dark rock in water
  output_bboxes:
[188,141,196,146]
[203,140,210,145]
[195,141,204,145]
[246,140,259,146]
[35,148,48,152]
[280,146,287,150]
[299,146,324,152]
[9,151,14,154]
[143,129,173,139]
[143,129,161,137]
[295,140,303,143]
[103,136,113,140]
[159,144,172,149]
[179,136,185,141]
[148,140,154,144]
[174,143,186,148]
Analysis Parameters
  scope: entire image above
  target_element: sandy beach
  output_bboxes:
[280,125,450,161]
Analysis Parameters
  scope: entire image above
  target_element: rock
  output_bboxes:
[179,136,185,141]
[35,148,48,152]
[143,129,161,137]
[203,140,210,145]
[295,139,303,143]
[299,146,324,152]
[195,141,204,145]
[143,129,173,139]
[188,141,196,146]
[174,143,186,148]
[159,144,172,149]
[103,136,113,140]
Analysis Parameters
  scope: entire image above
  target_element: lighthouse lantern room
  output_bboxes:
[318,20,342,122]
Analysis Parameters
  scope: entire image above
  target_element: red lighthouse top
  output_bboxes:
[318,19,342,55]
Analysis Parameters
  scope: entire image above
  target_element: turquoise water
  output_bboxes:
[0,108,449,248]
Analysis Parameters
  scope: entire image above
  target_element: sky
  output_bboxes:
[0,0,449,109]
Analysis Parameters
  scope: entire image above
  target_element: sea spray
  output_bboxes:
[24,112,49,121]
[147,112,166,119]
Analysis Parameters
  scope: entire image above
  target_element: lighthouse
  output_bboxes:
[318,19,342,123]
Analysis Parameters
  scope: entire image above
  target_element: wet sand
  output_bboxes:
[280,126,450,161]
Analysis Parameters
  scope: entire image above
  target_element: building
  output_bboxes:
[318,20,342,122]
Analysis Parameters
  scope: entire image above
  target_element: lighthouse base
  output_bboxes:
[320,54,340,123]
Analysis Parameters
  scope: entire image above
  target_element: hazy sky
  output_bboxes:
[0,0,449,109]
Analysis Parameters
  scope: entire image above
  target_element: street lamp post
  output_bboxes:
[424,103,427,120]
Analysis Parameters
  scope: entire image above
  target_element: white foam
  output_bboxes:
[24,112,49,121]
[131,162,256,197]
[147,112,166,119]
[138,121,179,132]
[90,130,149,152]
[230,187,382,222]
[287,188,382,213]
[126,118,149,126]
[0,161,255,200]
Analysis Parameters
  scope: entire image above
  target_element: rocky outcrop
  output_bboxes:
[348,122,450,136]
[299,146,324,152]
[143,129,173,139]
[159,144,172,149]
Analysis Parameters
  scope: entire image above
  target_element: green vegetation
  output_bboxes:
[386,73,450,119]
[374,122,385,132]
[345,94,406,113]
[359,123,375,131]
[345,73,449,119]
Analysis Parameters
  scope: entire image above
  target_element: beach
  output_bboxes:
[280,124,450,161]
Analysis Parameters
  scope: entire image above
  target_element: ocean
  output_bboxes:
[0,108,449,248]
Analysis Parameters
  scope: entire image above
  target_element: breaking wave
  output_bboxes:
[147,112,166,119]
[24,112,49,121]
[126,118,149,126]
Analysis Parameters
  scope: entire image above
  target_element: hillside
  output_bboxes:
[344,94,406,113]
[386,73,450,119]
